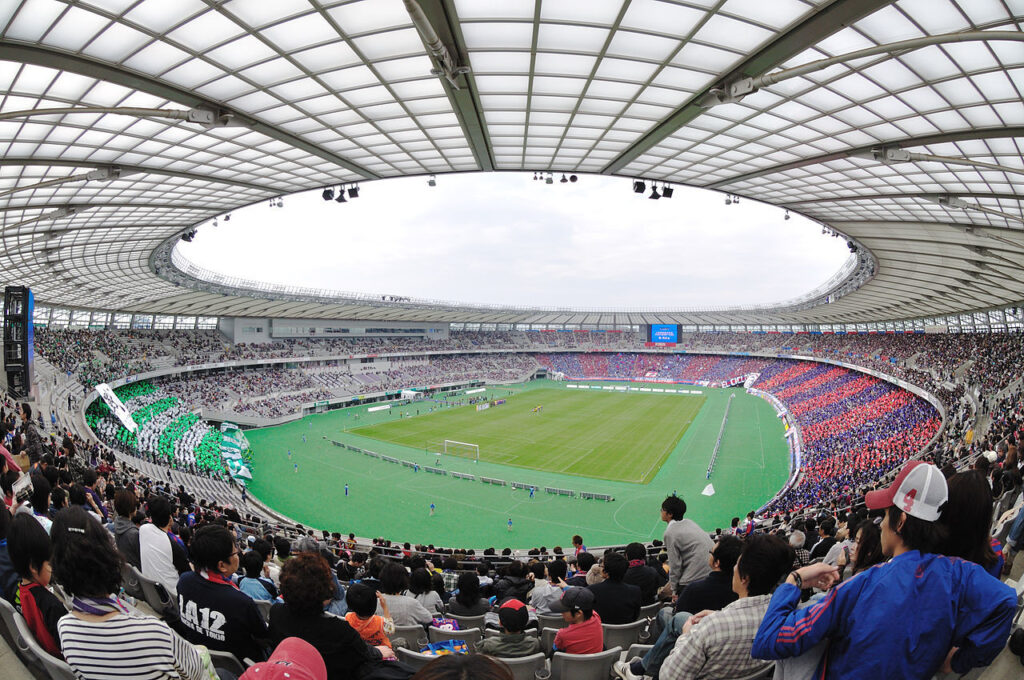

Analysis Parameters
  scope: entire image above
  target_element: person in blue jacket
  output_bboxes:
[752,461,1016,680]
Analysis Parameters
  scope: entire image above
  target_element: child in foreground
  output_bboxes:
[475,598,541,658]
[345,583,396,649]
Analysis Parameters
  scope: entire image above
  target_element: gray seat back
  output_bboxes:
[550,646,621,680]
[428,625,482,648]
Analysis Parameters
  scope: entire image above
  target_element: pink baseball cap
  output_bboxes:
[241,638,326,680]
[864,461,948,522]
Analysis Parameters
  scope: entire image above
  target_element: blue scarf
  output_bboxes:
[70,595,131,616]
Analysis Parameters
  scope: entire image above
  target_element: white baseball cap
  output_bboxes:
[864,461,948,522]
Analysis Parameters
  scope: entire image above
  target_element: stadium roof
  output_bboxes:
[1,0,1022,326]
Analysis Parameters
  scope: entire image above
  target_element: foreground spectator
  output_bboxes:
[553,587,603,655]
[111,488,141,568]
[447,572,489,617]
[939,470,1004,578]
[658,534,793,680]
[268,553,410,679]
[52,507,207,680]
[9,513,66,658]
[238,550,278,601]
[587,551,641,624]
[177,524,268,663]
[835,519,885,581]
[752,462,1017,678]
[375,561,432,626]
[622,542,662,605]
[475,598,539,658]
[410,654,513,680]
[240,637,327,680]
[0,505,16,600]
[615,534,773,680]
[659,495,713,604]
[344,584,394,650]
[140,495,187,597]
[528,559,566,615]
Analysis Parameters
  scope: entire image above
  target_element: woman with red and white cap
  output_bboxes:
[751,461,1017,680]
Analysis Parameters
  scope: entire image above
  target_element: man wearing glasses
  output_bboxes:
[177,524,269,663]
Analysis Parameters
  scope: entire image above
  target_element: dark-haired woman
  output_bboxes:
[406,567,442,614]
[268,552,412,680]
[939,470,1005,578]
[836,520,885,581]
[51,507,208,680]
[376,561,432,626]
[447,572,489,617]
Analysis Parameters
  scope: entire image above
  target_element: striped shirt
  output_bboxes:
[58,611,206,680]
[660,595,774,680]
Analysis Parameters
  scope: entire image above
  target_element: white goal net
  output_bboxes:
[443,439,480,460]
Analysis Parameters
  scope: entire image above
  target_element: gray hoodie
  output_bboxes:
[112,516,141,569]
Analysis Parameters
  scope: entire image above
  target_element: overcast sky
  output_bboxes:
[178,172,851,309]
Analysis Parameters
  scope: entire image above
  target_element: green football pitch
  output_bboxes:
[244,380,790,548]
[349,388,706,484]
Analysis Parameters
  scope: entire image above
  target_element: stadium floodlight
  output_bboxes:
[348,185,360,198]
[633,180,645,193]
[321,188,334,201]
[569,174,578,183]
[545,173,553,185]
[335,186,347,203]
[533,172,539,180]
[428,174,436,186]
[224,214,231,221]
[784,210,790,220]
[724,195,732,205]
[560,174,568,183]
[661,184,673,198]
[649,185,661,200]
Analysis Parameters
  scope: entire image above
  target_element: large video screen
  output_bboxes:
[649,324,678,343]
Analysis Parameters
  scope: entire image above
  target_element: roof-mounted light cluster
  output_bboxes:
[631,181,673,200]
[320,185,361,203]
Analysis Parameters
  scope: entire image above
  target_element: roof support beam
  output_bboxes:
[603,0,893,175]
[0,159,278,194]
[413,0,494,171]
[0,42,378,180]
[705,127,1024,189]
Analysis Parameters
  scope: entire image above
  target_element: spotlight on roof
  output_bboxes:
[725,195,732,205]
[545,173,553,185]
[180,230,196,242]
[560,174,568,183]
[784,210,790,220]
[347,185,359,198]
[633,180,646,194]
[335,186,347,203]
[322,188,335,201]
[428,174,436,187]
[533,172,539,181]
[224,214,231,221]
[661,184,673,199]
[649,185,661,200]
[569,174,578,183]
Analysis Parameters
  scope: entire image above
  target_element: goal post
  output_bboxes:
[443,439,480,461]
